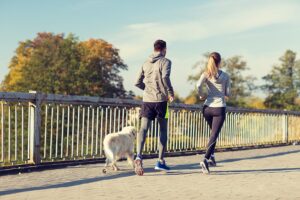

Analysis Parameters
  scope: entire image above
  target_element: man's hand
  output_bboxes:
[199,96,206,101]
[225,96,229,101]
[169,95,174,103]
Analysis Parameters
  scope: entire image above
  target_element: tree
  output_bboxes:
[262,50,300,110]
[186,53,256,107]
[224,56,256,107]
[1,32,128,97]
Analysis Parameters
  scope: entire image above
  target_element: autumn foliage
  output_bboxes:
[1,33,128,97]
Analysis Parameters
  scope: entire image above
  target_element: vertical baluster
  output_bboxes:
[71,106,75,158]
[109,107,112,134]
[76,106,80,157]
[66,105,70,157]
[60,106,65,158]
[50,105,54,160]
[1,102,4,162]
[14,105,18,161]
[100,107,104,157]
[8,105,11,162]
[95,107,99,156]
[81,107,85,157]
[55,105,59,158]
[121,108,125,128]
[86,107,90,156]
[91,107,95,156]
[21,105,24,161]
[43,105,48,159]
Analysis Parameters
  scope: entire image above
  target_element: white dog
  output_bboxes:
[102,126,136,173]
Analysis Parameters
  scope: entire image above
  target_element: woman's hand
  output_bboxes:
[225,96,229,101]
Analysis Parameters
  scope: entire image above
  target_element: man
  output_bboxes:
[134,39,174,176]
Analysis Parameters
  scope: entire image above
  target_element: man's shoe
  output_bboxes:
[134,159,144,176]
[154,160,170,171]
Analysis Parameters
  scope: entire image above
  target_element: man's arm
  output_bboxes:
[161,60,174,98]
[135,67,145,90]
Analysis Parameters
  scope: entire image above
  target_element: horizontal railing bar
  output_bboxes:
[1,92,300,115]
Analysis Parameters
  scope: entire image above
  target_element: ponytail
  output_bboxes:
[205,52,221,79]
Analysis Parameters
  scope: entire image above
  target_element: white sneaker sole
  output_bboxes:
[200,162,210,174]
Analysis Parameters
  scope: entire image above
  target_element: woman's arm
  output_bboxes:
[225,76,231,100]
[196,73,207,99]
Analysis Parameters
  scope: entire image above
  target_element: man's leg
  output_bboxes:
[135,117,151,176]
[136,117,151,159]
[157,117,168,161]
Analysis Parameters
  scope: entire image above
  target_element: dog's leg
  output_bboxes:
[111,155,120,171]
[102,158,110,174]
[112,161,120,171]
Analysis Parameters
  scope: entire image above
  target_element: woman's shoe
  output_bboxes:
[200,159,210,174]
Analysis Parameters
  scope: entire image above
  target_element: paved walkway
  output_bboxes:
[0,145,300,200]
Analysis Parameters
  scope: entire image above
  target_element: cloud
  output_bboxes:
[113,0,299,60]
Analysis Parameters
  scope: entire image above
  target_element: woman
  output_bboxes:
[196,52,230,174]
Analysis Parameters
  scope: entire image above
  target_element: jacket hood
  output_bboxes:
[148,52,164,63]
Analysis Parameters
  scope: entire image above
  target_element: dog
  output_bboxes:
[102,126,137,173]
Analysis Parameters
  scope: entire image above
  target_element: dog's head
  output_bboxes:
[121,126,137,138]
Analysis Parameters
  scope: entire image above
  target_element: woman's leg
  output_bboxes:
[204,109,226,159]
[203,106,213,129]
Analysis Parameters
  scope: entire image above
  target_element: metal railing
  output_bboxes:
[0,91,300,166]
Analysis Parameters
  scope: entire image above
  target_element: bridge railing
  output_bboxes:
[0,91,300,166]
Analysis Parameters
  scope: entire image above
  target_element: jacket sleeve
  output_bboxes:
[161,60,174,97]
[225,76,231,96]
[196,73,207,97]
[135,66,145,90]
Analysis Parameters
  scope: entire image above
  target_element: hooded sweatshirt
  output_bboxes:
[135,52,174,102]
[196,70,230,107]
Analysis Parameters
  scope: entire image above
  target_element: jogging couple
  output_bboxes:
[134,39,230,175]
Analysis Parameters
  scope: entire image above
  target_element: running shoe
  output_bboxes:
[134,158,144,176]
[200,159,210,174]
[209,155,217,167]
[154,160,170,171]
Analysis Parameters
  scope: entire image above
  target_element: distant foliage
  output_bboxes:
[262,50,300,110]
[1,32,128,97]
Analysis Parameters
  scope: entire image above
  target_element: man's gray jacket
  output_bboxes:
[135,52,174,102]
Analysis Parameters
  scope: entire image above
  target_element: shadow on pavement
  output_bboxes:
[213,167,300,175]
[1,148,299,196]
[218,149,300,164]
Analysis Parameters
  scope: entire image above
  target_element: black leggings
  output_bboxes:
[203,106,226,159]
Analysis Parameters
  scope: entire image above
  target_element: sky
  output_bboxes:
[0,0,300,98]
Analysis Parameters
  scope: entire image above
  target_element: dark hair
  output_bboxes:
[154,40,167,51]
[210,52,221,65]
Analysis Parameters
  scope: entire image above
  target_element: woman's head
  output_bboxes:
[205,52,221,79]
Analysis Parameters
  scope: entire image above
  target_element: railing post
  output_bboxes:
[282,113,288,144]
[29,91,41,164]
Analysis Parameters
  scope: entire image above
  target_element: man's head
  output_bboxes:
[154,39,167,56]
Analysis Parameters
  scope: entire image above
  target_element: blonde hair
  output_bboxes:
[205,52,221,79]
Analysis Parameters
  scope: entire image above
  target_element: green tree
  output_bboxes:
[262,50,300,110]
[1,32,128,97]
[187,53,256,107]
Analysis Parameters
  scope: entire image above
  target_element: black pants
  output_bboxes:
[203,106,226,159]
